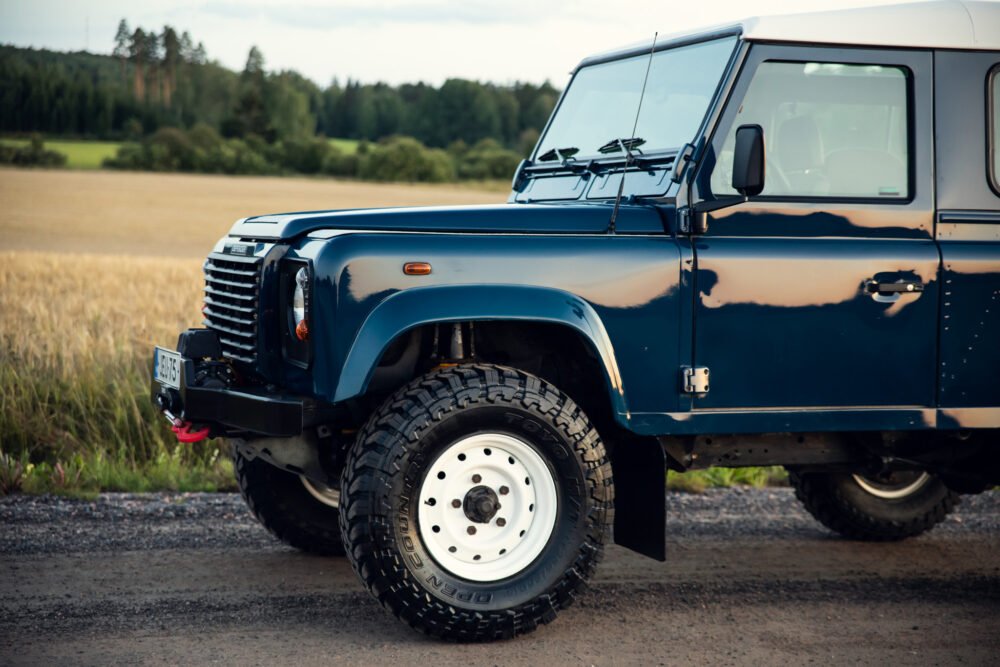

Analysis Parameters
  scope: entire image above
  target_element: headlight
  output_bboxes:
[292,266,309,341]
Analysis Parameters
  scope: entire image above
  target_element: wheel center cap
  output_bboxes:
[463,485,501,523]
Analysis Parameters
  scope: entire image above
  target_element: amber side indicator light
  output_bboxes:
[403,262,432,275]
[295,319,309,341]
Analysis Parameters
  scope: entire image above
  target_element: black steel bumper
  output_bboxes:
[151,330,317,437]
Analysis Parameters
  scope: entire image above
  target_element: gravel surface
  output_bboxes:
[2,488,998,665]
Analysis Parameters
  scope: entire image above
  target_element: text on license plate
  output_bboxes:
[154,347,182,389]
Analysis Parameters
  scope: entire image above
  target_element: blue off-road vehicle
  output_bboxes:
[152,1,1000,641]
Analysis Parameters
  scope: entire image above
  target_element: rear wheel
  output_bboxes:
[789,469,959,541]
[339,364,613,641]
[232,445,345,556]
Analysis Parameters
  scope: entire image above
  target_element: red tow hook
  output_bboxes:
[162,408,211,443]
[171,421,211,443]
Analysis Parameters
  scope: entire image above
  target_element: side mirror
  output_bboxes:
[731,124,765,198]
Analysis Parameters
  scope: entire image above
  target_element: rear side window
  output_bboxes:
[990,66,1000,194]
[712,62,910,199]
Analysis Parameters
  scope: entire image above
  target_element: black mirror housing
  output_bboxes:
[732,124,765,198]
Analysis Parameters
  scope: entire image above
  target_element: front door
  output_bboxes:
[689,45,939,410]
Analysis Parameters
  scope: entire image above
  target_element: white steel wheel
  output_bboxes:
[300,476,341,508]
[417,432,558,582]
[852,471,931,500]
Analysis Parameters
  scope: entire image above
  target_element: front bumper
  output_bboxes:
[151,329,320,437]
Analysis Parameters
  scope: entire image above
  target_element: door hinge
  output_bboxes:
[677,206,707,235]
[681,366,710,395]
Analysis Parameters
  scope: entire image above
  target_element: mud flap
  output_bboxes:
[611,437,666,561]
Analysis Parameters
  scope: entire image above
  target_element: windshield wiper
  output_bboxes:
[537,146,580,162]
[597,137,646,154]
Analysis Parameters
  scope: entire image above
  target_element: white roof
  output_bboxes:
[742,1,1000,51]
[585,1,1000,64]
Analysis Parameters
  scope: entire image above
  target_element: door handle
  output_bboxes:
[864,279,923,295]
[864,279,923,303]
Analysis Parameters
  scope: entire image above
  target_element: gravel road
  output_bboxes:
[2,488,998,666]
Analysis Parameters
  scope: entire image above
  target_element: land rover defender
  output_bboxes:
[151,1,1000,641]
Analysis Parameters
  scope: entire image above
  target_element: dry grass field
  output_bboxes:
[0,167,505,258]
[0,168,503,494]
[0,167,780,494]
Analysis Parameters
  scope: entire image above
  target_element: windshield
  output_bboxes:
[536,36,738,162]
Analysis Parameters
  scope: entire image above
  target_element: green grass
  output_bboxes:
[3,450,235,498]
[327,137,359,154]
[0,251,234,497]
[667,467,788,493]
[0,137,121,169]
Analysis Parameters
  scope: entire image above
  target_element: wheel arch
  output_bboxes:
[333,284,630,427]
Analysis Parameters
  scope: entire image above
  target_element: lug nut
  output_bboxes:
[472,474,482,483]
[499,485,509,495]
[451,499,462,508]
[496,518,506,527]
[467,526,477,535]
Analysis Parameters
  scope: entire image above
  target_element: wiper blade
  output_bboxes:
[537,146,580,162]
[597,137,646,154]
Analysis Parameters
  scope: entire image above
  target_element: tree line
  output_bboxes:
[0,20,560,156]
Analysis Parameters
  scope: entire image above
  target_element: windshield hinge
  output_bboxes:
[681,366,710,395]
[670,143,695,183]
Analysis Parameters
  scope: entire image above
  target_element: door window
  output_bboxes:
[712,62,910,199]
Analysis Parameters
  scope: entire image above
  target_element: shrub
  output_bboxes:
[454,138,521,180]
[359,136,455,183]
[104,127,279,175]
[321,147,360,178]
[100,128,523,182]
[277,137,332,175]
[0,135,67,168]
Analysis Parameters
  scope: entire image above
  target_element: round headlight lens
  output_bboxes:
[292,267,308,327]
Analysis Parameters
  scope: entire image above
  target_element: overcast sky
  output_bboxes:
[1,0,930,88]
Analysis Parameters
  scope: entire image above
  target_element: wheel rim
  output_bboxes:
[300,476,341,509]
[852,471,931,499]
[417,432,558,582]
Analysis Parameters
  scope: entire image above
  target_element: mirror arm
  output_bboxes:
[682,196,747,235]
[691,195,747,214]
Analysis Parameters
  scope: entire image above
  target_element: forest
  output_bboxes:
[0,20,561,181]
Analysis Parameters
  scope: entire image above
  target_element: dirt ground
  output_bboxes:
[0,168,504,258]
[2,488,997,666]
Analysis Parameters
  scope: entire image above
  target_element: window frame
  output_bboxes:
[987,63,1000,197]
[693,44,930,210]
[532,28,743,165]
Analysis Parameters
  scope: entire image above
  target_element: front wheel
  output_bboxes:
[232,445,345,556]
[339,364,613,641]
[789,469,959,541]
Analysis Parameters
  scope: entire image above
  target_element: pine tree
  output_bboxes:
[113,19,130,83]
[179,31,194,62]
[129,28,147,101]
[161,27,180,108]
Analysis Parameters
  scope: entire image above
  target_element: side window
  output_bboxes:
[711,62,910,199]
[990,65,1000,194]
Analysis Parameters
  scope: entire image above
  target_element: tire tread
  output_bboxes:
[339,363,613,641]
[233,446,345,556]
[789,470,959,541]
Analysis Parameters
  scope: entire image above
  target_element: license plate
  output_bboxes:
[154,347,182,389]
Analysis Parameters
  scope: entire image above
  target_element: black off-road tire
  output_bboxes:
[339,364,614,641]
[232,445,345,556]
[789,470,959,541]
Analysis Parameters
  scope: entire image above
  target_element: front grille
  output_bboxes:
[202,252,262,364]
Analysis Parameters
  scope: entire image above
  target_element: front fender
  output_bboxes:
[333,284,629,422]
